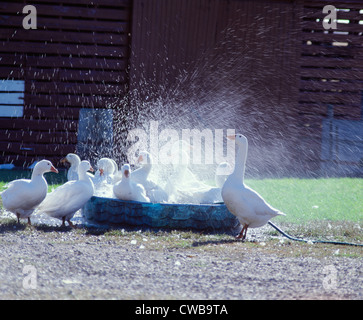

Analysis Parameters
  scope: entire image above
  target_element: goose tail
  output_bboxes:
[276,210,286,216]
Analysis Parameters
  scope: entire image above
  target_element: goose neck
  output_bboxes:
[232,143,247,183]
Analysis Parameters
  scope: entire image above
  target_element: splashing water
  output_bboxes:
[70,15,308,205]
[71,18,300,204]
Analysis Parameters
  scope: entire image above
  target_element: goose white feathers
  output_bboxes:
[164,146,194,203]
[190,162,232,204]
[113,164,150,202]
[221,134,285,240]
[93,157,116,197]
[215,162,232,188]
[131,151,152,183]
[165,145,223,204]
[0,160,58,225]
[38,160,94,227]
[61,153,81,181]
[132,151,168,203]
[94,158,115,184]
[110,158,122,183]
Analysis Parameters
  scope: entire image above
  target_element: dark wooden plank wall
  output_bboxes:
[0,0,132,167]
[128,0,302,175]
[130,0,301,103]
[296,0,363,172]
[129,0,362,175]
[1,0,361,174]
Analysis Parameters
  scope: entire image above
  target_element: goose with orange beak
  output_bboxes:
[113,164,150,202]
[38,160,94,228]
[1,160,58,225]
[61,153,81,181]
[95,158,115,183]
[221,134,285,240]
[132,151,168,203]
[92,157,117,197]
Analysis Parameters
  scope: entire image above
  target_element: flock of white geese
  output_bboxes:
[1,134,284,240]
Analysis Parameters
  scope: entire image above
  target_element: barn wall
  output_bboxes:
[0,0,362,175]
[0,0,132,167]
[128,0,363,176]
[296,0,363,175]
[128,0,302,176]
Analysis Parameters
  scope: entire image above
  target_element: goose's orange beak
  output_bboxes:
[51,165,58,173]
[60,157,68,164]
[227,135,236,140]
[124,170,130,178]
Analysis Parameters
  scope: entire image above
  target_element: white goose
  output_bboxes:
[94,158,116,184]
[164,146,191,203]
[215,162,232,188]
[38,160,94,227]
[61,153,81,181]
[131,151,152,184]
[93,157,116,197]
[132,151,168,203]
[113,164,150,202]
[0,160,58,225]
[165,144,221,204]
[221,134,285,240]
[191,162,232,204]
[110,158,122,184]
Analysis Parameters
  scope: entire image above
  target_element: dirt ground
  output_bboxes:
[0,218,361,301]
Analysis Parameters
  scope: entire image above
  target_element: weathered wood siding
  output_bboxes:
[0,0,132,166]
[129,0,362,175]
[1,0,362,175]
[297,0,363,173]
[129,0,302,175]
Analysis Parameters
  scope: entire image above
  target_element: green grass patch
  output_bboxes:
[0,169,66,193]
[0,171,362,226]
[246,178,363,223]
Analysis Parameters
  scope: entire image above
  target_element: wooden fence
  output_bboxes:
[129,0,363,176]
[0,0,132,166]
[297,0,363,174]
[0,0,362,175]
[129,0,302,176]
[300,0,363,120]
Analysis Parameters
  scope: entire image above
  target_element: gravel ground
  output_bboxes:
[0,215,362,300]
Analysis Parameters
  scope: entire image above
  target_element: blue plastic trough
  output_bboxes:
[82,196,238,231]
